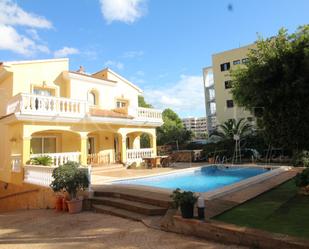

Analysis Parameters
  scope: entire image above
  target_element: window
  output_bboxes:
[226,100,234,108]
[242,58,249,64]
[30,137,56,154]
[116,100,127,108]
[220,62,230,71]
[33,88,52,96]
[233,60,241,65]
[224,80,233,89]
[88,91,97,106]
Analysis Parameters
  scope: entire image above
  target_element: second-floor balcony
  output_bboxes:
[6,93,163,124]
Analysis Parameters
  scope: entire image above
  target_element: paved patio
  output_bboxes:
[0,210,246,249]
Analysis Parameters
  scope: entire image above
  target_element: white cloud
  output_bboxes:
[122,50,144,58]
[0,0,52,56]
[100,0,147,24]
[104,60,124,70]
[26,28,40,41]
[0,24,49,55]
[144,75,205,117]
[54,47,79,58]
[0,0,52,28]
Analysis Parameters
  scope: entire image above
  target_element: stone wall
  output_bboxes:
[161,214,309,249]
[0,181,55,212]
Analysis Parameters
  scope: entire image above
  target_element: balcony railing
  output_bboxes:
[30,152,81,167]
[130,107,162,122]
[11,154,22,172]
[7,93,88,117]
[126,148,154,164]
[24,165,56,187]
[87,151,111,165]
[7,93,162,123]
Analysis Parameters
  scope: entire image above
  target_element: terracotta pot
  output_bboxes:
[67,199,83,214]
[208,157,215,163]
[62,197,69,212]
[55,196,63,212]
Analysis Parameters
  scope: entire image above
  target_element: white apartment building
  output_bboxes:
[182,117,208,139]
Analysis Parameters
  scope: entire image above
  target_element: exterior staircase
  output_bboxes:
[91,190,171,221]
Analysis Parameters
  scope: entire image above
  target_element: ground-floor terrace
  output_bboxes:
[0,209,245,249]
[2,122,157,185]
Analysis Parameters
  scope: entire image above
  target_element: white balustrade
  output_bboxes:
[30,152,81,167]
[24,165,56,187]
[7,93,88,117]
[7,93,162,123]
[87,152,111,165]
[11,154,22,172]
[126,148,154,163]
[136,107,162,121]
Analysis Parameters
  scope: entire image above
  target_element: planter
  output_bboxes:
[62,197,69,212]
[208,157,215,163]
[55,195,63,212]
[67,199,83,214]
[180,203,194,218]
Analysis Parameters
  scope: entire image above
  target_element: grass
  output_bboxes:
[214,179,309,239]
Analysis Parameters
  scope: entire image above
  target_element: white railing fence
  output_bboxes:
[7,93,163,122]
[126,148,154,164]
[87,152,111,165]
[7,93,88,117]
[24,165,55,187]
[136,107,162,120]
[11,154,22,172]
[30,152,81,167]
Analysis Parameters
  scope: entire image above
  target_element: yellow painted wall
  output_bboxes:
[212,44,255,125]
[0,73,13,116]
[68,71,140,111]
[10,59,69,97]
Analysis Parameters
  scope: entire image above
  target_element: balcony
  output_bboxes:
[6,93,162,124]
[7,93,88,118]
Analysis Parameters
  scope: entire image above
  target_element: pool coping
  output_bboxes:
[92,164,292,201]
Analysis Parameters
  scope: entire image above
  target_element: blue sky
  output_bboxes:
[0,0,308,118]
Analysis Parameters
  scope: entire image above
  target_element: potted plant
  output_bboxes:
[208,152,215,163]
[54,194,64,212]
[295,168,309,195]
[50,161,89,214]
[171,188,198,218]
[30,155,53,166]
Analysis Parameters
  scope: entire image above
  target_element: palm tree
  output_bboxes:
[211,118,253,140]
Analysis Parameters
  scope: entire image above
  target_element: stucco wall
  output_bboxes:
[212,44,255,124]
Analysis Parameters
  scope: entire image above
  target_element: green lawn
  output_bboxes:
[214,179,309,239]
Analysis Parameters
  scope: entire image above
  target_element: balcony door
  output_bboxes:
[30,137,56,154]
[87,137,95,155]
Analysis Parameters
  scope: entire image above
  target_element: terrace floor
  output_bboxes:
[0,210,246,249]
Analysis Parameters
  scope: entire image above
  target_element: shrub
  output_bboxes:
[50,161,89,200]
[295,168,309,188]
[170,188,198,208]
[30,156,53,166]
[293,150,309,167]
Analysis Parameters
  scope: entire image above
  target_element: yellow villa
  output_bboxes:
[0,58,163,186]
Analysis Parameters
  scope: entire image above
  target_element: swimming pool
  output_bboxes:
[112,166,270,193]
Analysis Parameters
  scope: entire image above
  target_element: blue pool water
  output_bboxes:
[113,166,269,192]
